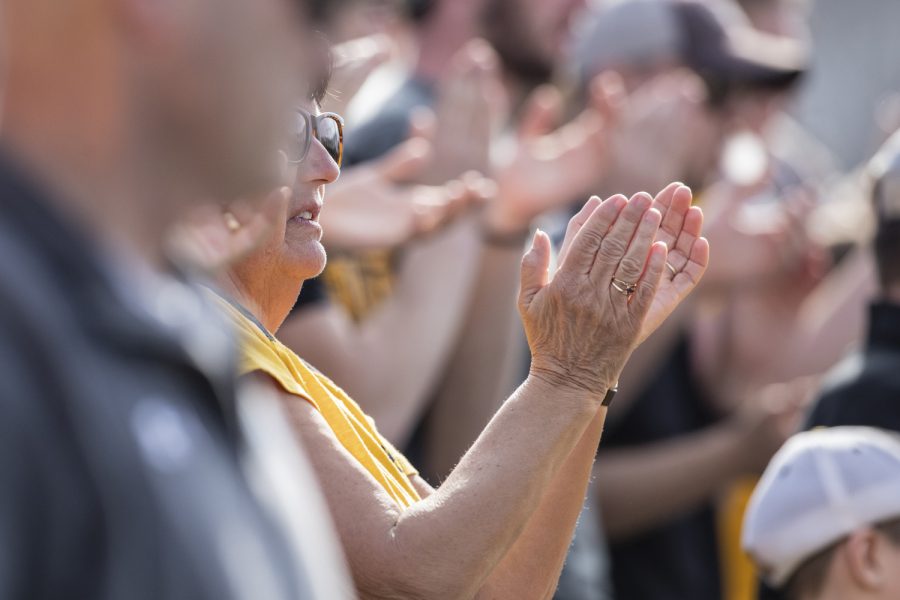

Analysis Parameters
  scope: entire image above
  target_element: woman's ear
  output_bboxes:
[843,528,886,591]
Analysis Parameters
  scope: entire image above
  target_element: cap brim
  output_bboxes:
[709,27,808,89]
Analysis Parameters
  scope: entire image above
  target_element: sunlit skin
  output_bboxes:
[224,102,340,333]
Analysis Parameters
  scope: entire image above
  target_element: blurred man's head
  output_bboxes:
[572,0,807,94]
[743,427,900,600]
[482,0,586,85]
[2,0,310,205]
[571,0,807,186]
[869,130,900,298]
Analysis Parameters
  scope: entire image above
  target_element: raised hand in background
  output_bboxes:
[485,74,625,237]
[320,133,490,251]
[324,35,392,118]
[415,39,504,185]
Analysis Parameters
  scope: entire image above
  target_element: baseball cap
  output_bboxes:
[571,0,808,93]
[742,427,900,588]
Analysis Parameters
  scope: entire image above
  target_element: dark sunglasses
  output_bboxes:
[285,109,344,168]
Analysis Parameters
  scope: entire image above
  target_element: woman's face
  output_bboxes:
[232,102,341,288]
[280,103,341,279]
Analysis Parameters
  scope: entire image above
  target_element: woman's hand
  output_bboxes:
[558,183,709,346]
[518,193,667,398]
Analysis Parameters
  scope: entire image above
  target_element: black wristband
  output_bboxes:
[601,386,618,407]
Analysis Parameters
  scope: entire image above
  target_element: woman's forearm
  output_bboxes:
[286,374,603,600]
[480,405,607,599]
[389,375,603,600]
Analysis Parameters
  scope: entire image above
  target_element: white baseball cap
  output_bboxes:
[742,427,900,588]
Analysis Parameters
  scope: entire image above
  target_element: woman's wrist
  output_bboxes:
[525,364,612,413]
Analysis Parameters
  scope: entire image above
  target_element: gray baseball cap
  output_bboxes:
[571,0,808,92]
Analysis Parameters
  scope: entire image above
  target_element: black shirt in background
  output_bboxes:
[343,77,435,167]
[292,276,328,311]
[599,335,724,600]
[805,301,900,432]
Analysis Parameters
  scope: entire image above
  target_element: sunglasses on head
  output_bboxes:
[285,109,344,168]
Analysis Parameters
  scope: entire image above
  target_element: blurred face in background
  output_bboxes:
[135,0,310,201]
[684,102,733,189]
[482,0,587,83]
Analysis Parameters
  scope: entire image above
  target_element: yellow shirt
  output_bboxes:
[214,294,422,509]
[718,477,759,600]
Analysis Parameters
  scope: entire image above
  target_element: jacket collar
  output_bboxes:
[867,301,900,351]
[0,149,240,442]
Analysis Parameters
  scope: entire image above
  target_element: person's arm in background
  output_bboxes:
[759,247,875,380]
[595,376,809,541]
[421,233,525,480]
[416,76,633,478]
[279,214,482,445]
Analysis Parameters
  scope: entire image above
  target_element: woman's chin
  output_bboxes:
[285,239,327,281]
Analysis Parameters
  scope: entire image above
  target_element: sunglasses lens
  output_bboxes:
[317,117,342,166]
[285,112,311,163]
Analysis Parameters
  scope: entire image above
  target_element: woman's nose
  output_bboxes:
[302,139,341,185]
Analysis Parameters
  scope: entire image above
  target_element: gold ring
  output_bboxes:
[666,262,678,277]
[611,278,638,297]
[224,212,241,233]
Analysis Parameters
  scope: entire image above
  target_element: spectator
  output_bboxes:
[805,129,900,431]
[200,72,710,595]
[0,1,350,598]
[756,127,900,600]
[743,427,900,600]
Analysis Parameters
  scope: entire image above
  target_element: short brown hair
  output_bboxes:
[784,518,900,599]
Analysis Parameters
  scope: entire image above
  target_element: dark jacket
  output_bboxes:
[0,155,311,599]
[805,301,900,431]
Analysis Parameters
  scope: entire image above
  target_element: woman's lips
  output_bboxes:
[288,203,321,223]
[287,212,323,238]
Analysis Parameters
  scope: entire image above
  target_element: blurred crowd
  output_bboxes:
[2,0,900,599]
